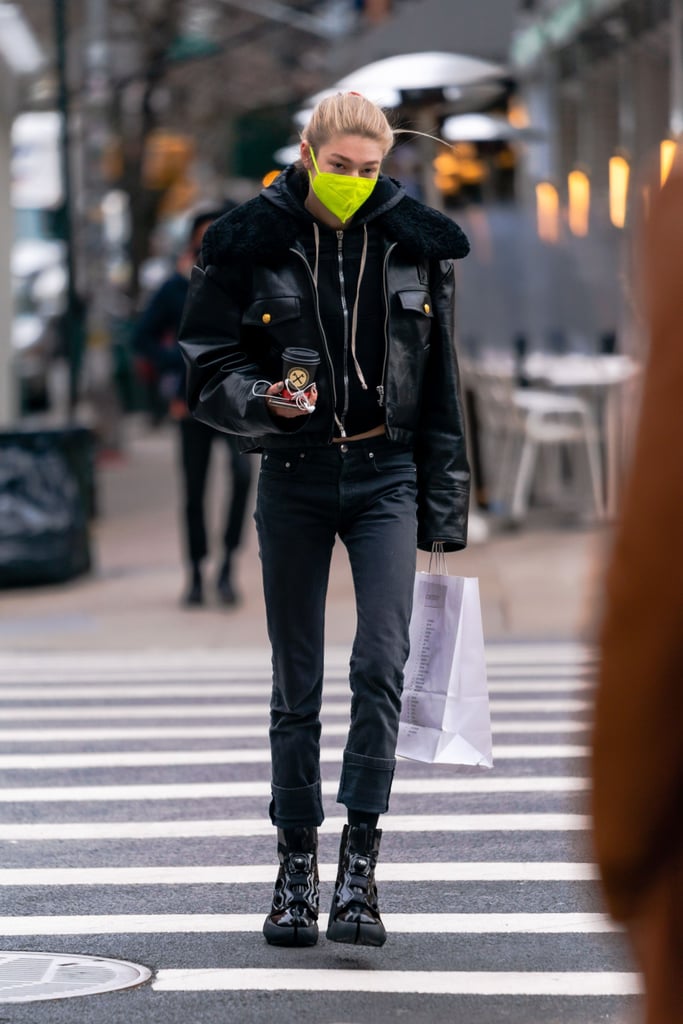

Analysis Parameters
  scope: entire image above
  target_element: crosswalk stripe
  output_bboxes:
[0,698,590,720]
[0,667,592,685]
[0,776,590,803]
[152,967,639,997]
[0,862,600,886]
[0,642,595,668]
[0,658,593,680]
[0,814,591,841]
[1,743,590,770]
[0,720,589,742]
[0,912,617,935]
[0,744,590,770]
[0,680,592,698]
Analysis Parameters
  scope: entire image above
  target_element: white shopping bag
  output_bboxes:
[397,566,493,768]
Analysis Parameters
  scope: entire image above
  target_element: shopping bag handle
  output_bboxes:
[428,540,448,576]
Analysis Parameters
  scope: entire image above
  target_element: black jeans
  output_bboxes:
[255,435,418,828]
[178,416,253,564]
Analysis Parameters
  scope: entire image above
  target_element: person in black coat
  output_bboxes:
[179,93,470,947]
[133,207,253,605]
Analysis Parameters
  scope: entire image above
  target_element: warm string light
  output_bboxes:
[535,181,560,244]
[660,139,677,187]
[609,155,630,228]
[568,169,590,237]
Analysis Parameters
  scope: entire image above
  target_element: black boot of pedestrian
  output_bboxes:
[326,824,386,947]
[183,562,203,606]
[263,826,319,947]
[217,555,239,606]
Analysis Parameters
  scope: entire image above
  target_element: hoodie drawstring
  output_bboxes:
[312,221,320,287]
[350,224,369,391]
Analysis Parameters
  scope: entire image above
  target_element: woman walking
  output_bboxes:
[179,92,470,947]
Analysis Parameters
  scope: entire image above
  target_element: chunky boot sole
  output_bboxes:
[326,907,387,947]
[263,916,319,947]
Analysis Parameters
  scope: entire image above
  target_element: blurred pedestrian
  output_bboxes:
[179,92,470,946]
[592,158,683,1022]
[133,207,253,606]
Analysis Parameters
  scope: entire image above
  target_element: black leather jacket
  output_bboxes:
[178,168,471,551]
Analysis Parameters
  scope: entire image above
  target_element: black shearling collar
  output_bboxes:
[202,166,469,267]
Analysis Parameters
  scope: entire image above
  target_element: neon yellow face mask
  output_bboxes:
[308,146,378,223]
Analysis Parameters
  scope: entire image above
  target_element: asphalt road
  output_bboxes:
[0,644,640,1024]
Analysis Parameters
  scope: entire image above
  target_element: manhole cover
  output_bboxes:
[0,951,151,1002]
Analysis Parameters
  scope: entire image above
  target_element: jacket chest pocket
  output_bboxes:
[242,296,301,330]
[396,289,433,348]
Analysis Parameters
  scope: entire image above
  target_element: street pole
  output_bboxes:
[54,0,82,419]
[0,80,16,427]
[81,0,123,451]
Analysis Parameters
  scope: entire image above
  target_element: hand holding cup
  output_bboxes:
[266,347,320,418]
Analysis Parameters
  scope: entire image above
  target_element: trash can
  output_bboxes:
[0,425,95,587]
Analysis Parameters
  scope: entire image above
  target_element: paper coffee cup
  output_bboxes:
[282,347,319,392]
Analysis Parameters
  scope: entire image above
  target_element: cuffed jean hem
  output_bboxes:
[337,749,396,814]
[269,779,325,828]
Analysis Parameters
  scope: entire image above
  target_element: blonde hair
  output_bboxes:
[301,93,394,156]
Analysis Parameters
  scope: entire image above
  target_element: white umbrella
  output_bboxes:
[308,51,507,108]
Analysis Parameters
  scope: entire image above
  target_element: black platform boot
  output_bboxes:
[326,824,386,947]
[263,826,319,947]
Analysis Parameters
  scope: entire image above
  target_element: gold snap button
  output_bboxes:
[262,313,271,324]
[423,303,431,314]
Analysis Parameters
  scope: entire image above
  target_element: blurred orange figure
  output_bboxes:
[592,155,683,1022]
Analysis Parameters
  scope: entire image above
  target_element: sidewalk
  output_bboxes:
[0,417,612,652]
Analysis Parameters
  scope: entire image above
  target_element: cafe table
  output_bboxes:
[523,352,642,518]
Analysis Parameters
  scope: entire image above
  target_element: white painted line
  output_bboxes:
[487,681,591,692]
[0,912,617,936]
[152,967,639,997]
[0,719,589,742]
[0,698,591,720]
[0,862,600,886]
[0,744,590,770]
[0,813,591,841]
[0,725,281,742]
[0,776,590,803]
[0,703,276,721]
[0,680,592,698]
[0,642,595,670]
[0,667,591,685]
[482,643,595,664]
[489,745,590,759]
[492,721,589,733]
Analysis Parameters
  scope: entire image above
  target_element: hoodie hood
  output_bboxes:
[201,164,470,267]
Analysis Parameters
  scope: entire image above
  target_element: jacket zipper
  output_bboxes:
[289,245,340,440]
[336,229,350,435]
[378,242,398,410]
